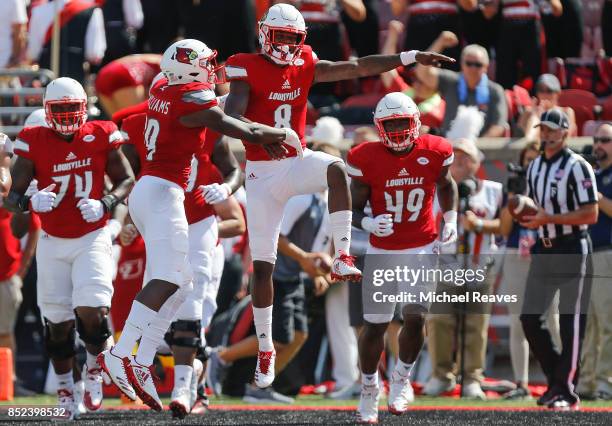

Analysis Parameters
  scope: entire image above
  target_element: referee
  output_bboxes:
[520,109,598,410]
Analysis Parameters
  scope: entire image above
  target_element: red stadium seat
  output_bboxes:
[558,89,598,136]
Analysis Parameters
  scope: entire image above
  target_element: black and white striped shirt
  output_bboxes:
[527,148,597,239]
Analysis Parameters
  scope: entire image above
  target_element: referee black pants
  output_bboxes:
[520,236,593,395]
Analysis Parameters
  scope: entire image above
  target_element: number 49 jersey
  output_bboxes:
[14,121,124,238]
[347,134,454,250]
[224,45,318,161]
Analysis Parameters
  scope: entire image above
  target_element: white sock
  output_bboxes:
[114,301,157,358]
[362,372,378,388]
[56,372,74,391]
[253,306,274,352]
[329,210,352,256]
[174,365,193,390]
[393,359,414,380]
[86,351,99,371]
[136,288,187,366]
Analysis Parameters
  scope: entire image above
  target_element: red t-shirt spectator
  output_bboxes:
[0,208,21,280]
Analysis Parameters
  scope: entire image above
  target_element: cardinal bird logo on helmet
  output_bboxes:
[175,47,198,64]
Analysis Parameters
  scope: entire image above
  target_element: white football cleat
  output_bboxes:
[331,251,362,282]
[97,348,137,401]
[254,350,276,388]
[388,376,414,415]
[170,383,191,419]
[73,380,86,415]
[82,365,104,411]
[127,358,163,411]
[57,388,79,420]
[357,384,380,424]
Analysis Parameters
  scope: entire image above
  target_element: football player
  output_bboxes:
[347,93,458,423]
[115,98,244,418]
[3,77,135,419]
[223,2,454,389]
[97,39,300,411]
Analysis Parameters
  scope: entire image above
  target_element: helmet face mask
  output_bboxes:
[258,4,307,65]
[43,77,88,136]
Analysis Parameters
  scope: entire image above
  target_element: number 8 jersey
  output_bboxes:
[224,45,317,161]
[14,121,124,238]
[347,134,454,250]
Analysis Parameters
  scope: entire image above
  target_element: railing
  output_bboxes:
[0,67,55,137]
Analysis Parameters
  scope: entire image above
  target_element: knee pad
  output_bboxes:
[75,312,111,346]
[164,319,201,348]
[44,319,77,360]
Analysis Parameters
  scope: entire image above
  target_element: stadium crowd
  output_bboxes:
[0,0,611,421]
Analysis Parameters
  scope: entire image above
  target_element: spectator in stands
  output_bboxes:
[309,116,345,151]
[28,0,106,82]
[416,44,508,137]
[390,0,467,66]
[178,0,256,61]
[518,74,577,140]
[498,141,561,399]
[95,54,161,117]
[0,208,40,396]
[579,123,612,400]
[0,0,28,69]
[459,1,500,55]
[425,138,503,399]
[136,0,178,53]
[580,0,605,58]
[482,0,553,89]
[95,0,144,65]
[541,0,584,59]
[380,23,456,133]
[342,0,379,58]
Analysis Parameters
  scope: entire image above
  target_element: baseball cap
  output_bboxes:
[535,108,570,130]
[452,138,484,162]
[309,116,344,148]
[536,74,561,92]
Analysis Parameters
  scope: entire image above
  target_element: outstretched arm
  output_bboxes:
[314,51,454,83]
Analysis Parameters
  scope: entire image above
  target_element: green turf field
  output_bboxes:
[2,394,612,409]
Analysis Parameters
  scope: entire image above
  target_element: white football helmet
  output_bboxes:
[259,4,307,65]
[44,77,88,135]
[161,39,220,86]
[374,92,421,151]
[24,108,48,128]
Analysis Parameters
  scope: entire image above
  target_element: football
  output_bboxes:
[508,194,539,222]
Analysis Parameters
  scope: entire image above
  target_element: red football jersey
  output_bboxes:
[14,121,123,238]
[224,45,318,161]
[142,77,218,188]
[347,135,454,250]
[121,111,221,225]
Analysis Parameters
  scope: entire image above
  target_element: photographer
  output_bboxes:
[578,123,612,400]
[520,109,598,410]
[499,141,561,399]
[425,138,503,399]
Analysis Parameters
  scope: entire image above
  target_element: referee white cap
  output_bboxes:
[535,108,570,130]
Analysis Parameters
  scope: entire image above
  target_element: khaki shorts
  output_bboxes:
[0,275,23,334]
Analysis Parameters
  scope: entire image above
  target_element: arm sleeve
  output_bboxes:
[179,87,218,114]
[439,138,454,166]
[85,8,107,64]
[570,160,598,205]
[486,83,508,130]
[280,195,312,236]
[13,128,36,160]
[122,0,144,29]
[224,55,248,81]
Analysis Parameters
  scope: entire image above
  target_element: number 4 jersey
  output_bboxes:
[347,134,454,250]
[14,121,124,238]
[224,45,317,161]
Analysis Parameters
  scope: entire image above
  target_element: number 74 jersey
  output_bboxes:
[347,134,454,250]
[14,121,124,238]
[224,45,318,161]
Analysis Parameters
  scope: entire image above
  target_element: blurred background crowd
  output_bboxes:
[0,0,611,404]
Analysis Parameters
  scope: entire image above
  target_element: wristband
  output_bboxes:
[101,194,119,213]
[6,190,30,212]
[400,50,418,66]
[443,210,457,224]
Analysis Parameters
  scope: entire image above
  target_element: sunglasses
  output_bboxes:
[463,61,484,68]
[594,136,612,144]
